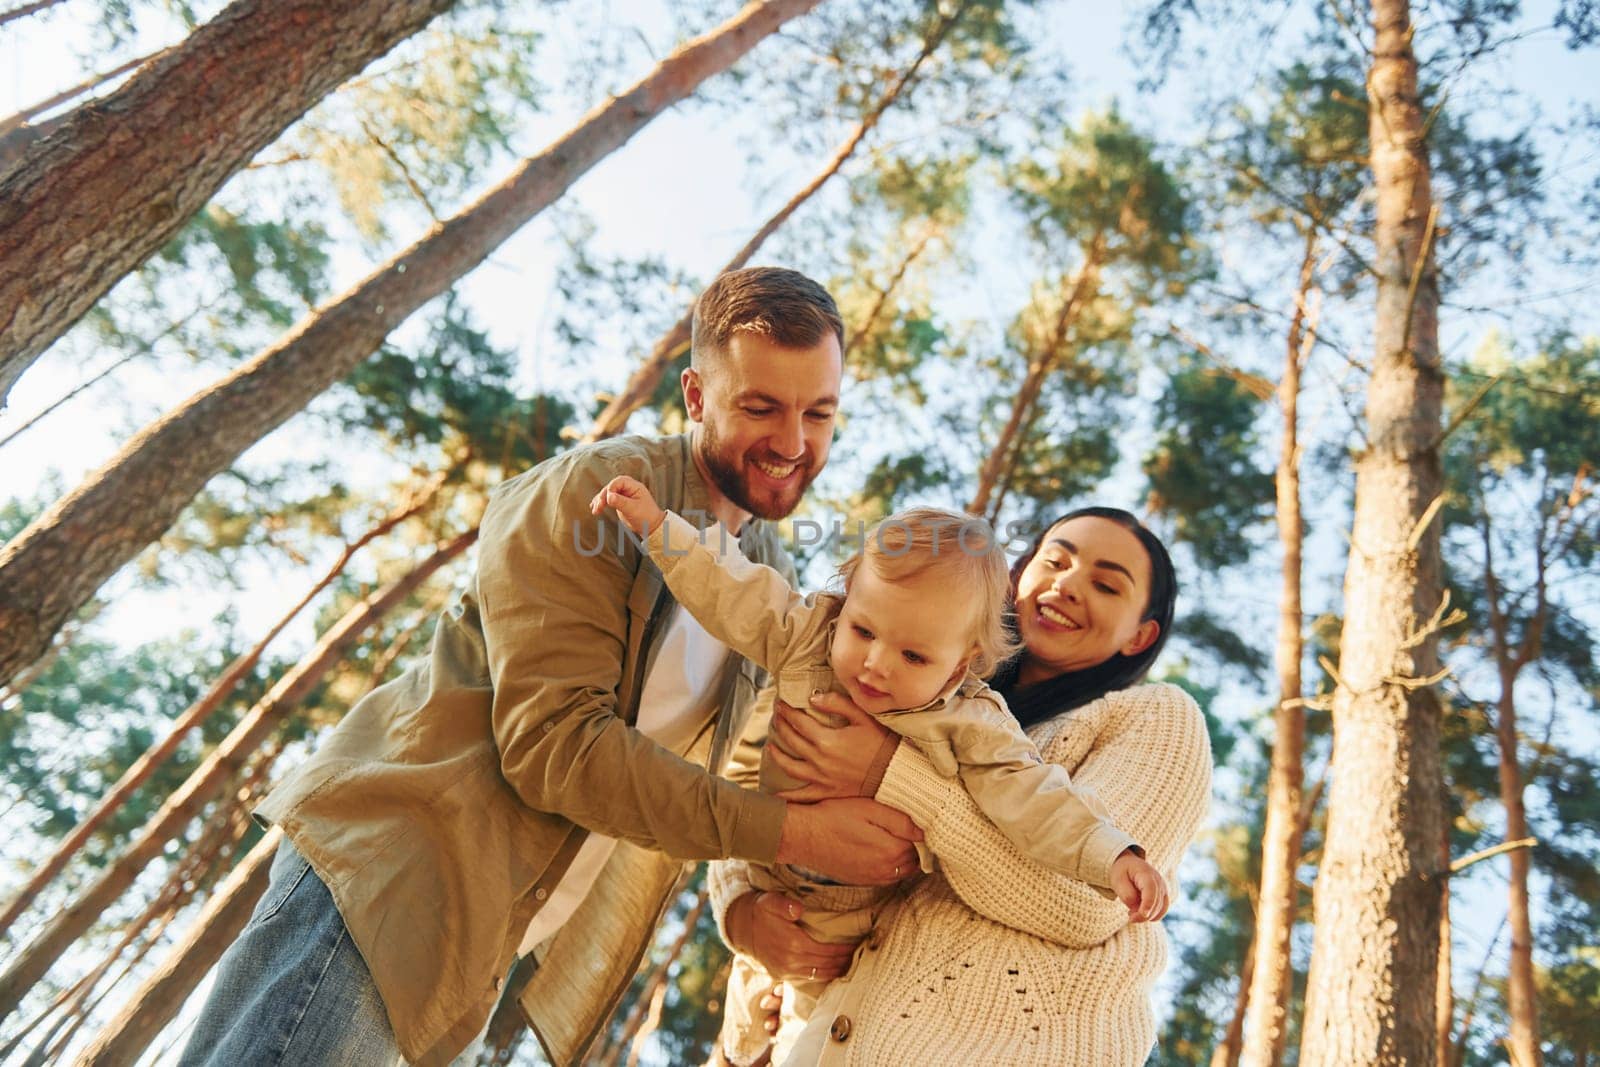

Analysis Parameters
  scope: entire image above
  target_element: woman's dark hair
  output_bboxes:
[990,506,1178,728]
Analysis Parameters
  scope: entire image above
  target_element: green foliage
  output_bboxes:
[82,199,333,366]
[0,617,286,862]
[1144,356,1275,569]
[1012,108,1202,297]
[1220,59,1367,238]
[339,293,576,473]
[284,3,544,241]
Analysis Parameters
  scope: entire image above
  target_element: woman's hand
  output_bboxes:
[769,692,900,801]
[726,891,856,982]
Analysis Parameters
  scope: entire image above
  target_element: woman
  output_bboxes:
[710,506,1214,1065]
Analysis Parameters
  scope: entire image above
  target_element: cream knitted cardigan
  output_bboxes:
[707,681,1213,1067]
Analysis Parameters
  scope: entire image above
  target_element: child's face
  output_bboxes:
[828,562,978,715]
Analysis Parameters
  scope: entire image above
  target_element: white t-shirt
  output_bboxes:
[517,599,731,953]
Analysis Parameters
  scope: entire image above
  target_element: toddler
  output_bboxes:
[590,476,1166,1066]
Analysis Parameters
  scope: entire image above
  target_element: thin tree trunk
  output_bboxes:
[580,1,967,444]
[0,0,66,29]
[1476,507,1549,1067]
[598,889,709,1067]
[0,529,475,1019]
[0,470,447,940]
[1212,933,1257,1067]
[0,0,825,688]
[0,0,458,402]
[478,956,537,1065]
[0,49,166,138]
[1492,655,1541,1066]
[76,828,283,1067]
[1436,821,1453,1066]
[966,239,1104,517]
[1299,0,1447,1063]
[841,227,936,363]
[1239,231,1317,1067]
[1,764,247,1064]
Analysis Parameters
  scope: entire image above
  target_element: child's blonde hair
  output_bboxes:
[837,507,1021,678]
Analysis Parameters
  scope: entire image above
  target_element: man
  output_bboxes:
[180,268,921,1066]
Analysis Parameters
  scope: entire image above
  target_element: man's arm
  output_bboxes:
[478,451,784,862]
[480,449,921,882]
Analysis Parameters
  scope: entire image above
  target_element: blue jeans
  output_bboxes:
[179,837,404,1066]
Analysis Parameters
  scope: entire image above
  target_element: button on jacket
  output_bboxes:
[255,434,792,1065]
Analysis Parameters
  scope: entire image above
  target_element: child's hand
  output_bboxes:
[589,475,666,536]
[1110,848,1169,923]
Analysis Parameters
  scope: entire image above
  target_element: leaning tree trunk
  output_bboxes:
[1212,933,1257,1067]
[76,828,283,1067]
[967,240,1104,517]
[0,530,475,1021]
[579,0,968,444]
[0,0,458,404]
[0,0,824,689]
[1299,1,1448,1063]
[0,470,445,940]
[1239,230,1317,1067]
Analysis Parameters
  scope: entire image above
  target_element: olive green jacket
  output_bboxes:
[254,434,791,1065]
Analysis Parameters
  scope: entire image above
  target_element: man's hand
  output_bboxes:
[769,693,898,801]
[776,797,922,885]
[1110,848,1169,923]
[589,475,665,536]
[725,891,854,983]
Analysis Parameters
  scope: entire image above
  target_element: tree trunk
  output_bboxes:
[842,227,937,363]
[0,0,458,403]
[0,472,445,940]
[967,240,1104,517]
[0,0,824,689]
[478,956,537,1065]
[1239,231,1316,1067]
[1495,668,1541,1066]
[1212,933,1257,1067]
[580,1,967,444]
[76,828,283,1067]
[1478,512,1546,1067]
[0,529,474,1020]
[0,48,165,138]
[1299,1,1447,1063]
[598,889,709,1067]
[0,0,68,30]
[1436,822,1453,1066]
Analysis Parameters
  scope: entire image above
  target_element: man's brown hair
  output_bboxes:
[690,267,845,371]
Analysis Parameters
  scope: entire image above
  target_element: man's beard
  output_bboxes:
[698,422,816,521]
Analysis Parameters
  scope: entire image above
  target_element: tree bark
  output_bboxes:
[76,828,282,1067]
[0,0,458,404]
[597,889,709,1067]
[1239,230,1317,1067]
[579,1,967,444]
[0,0,67,30]
[1299,1,1447,1063]
[0,0,824,689]
[0,48,165,138]
[1212,932,1257,1067]
[1485,536,1543,1066]
[967,239,1105,518]
[0,472,445,940]
[1436,821,1453,1066]
[0,529,474,1020]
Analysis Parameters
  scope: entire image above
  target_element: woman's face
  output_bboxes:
[1014,515,1160,681]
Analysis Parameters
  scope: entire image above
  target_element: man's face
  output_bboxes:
[683,329,843,521]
